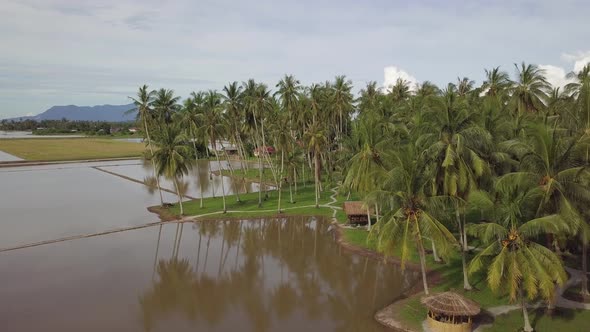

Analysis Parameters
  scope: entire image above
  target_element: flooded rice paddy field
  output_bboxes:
[0,160,417,331]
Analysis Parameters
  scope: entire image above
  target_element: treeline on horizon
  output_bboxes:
[0,118,136,135]
[132,61,590,332]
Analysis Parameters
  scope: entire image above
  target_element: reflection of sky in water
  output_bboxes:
[0,150,23,161]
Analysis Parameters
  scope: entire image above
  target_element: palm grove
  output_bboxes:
[131,62,590,332]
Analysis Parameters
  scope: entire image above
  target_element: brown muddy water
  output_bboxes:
[0,161,417,331]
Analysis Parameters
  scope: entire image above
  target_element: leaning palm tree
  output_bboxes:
[129,85,164,205]
[152,124,192,215]
[176,94,205,208]
[370,145,456,295]
[468,180,568,332]
[198,90,229,213]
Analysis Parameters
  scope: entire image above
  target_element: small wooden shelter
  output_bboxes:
[343,201,372,224]
[421,292,480,332]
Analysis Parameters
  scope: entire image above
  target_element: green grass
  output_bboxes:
[166,184,339,219]
[0,138,145,161]
[483,308,590,332]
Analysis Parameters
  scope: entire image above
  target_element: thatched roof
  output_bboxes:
[343,201,373,216]
[421,292,481,316]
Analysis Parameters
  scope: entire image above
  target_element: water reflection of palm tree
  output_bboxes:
[140,217,411,332]
[140,258,197,331]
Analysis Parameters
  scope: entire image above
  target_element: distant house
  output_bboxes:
[128,127,139,133]
[253,146,275,157]
[207,140,239,156]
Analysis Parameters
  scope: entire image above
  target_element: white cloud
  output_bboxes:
[538,64,574,90]
[538,50,590,92]
[383,66,418,92]
[562,51,590,73]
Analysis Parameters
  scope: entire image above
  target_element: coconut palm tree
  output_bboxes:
[152,123,192,215]
[222,82,248,167]
[275,74,301,136]
[343,113,390,229]
[129,85,164,205]
[566,63,590,134]
[304,120,327,208]
[510,62,550,115]
[152,88,181,127]
[455,77,475,97]
[388,78,412,102]
[272,111,292,213]
[468,180,568,332]
[421,84,492,290]
[332,75,354,148]
[358,81,382,116]
[198,90,229,213]
[176,94,206,208]
[370,144,457,295]
[482,67,511,97]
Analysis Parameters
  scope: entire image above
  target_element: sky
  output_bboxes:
[1,0,589,118]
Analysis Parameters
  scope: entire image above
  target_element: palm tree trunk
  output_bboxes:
[191,138,204,208]
[461,249,472,290]
[521,292,533,332]
[302,159,306,188]
[314,150,320,208]
[366,205,372,230]
[456,204,472,290]
[462,214,469,251]
[174,177,184,216]
[258,155,263,207]
[417,235,429,295]
[289,170,294,204]
[144,118,164,205]
[222,145,241,202]
[278,150,284,213]
[293,166,298,195]
[213,148,227,213]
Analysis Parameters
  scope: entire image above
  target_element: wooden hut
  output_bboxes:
[421,292,481,332]
[343,201,372,224]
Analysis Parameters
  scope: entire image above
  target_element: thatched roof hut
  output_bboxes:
[421,292,480,332]
[343,201,373,224]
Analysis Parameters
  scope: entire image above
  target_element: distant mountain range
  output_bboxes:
[5,104,136,122]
